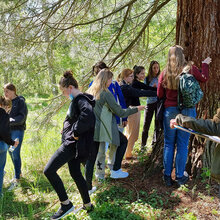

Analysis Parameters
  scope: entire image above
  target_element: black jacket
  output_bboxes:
[0,108,15,146]
[62,93,96,160]
[121,80,157,106]
[9,96,28,130]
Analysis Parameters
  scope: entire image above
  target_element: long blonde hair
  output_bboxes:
[87,68,113,99]
[163,45,187,90]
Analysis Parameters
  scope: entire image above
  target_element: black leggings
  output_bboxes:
[85,131,127,190]
[141,102,160,146]
[44,143,90,204]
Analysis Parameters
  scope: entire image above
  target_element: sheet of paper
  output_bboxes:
[174,125,220,144]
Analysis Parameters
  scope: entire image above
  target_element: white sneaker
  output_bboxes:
[8,180,19,191]
[88,186,97,195]
[110,169,129,179]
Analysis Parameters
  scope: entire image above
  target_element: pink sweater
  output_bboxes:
[157,63,209,108]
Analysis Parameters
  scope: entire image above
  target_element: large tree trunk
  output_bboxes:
[176,0,220,177]
[144,0,220,178]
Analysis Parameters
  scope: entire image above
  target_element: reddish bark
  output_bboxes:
[145,0,220,178]
[176,0,220,176]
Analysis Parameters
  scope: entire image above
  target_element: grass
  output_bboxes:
[1,96,219,219]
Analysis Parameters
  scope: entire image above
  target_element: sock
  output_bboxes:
[61,199,70,205]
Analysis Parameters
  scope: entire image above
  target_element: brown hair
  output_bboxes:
[59,70,78,88]
[163,45,187,90]
[4,83,17,95]
[133,65,145,80]
[92,61,108,76]
[147,61,160,82]
[117,69,133,83]
[0,96,12,109]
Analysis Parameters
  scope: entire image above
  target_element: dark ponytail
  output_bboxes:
[133,65,145,80]
[59,70,78,88]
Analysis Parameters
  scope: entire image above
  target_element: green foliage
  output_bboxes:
[0,0,176,94]
[0,96,219,219]
[181,212,197,220]
[201,167,211,181]
[89,203,142,220]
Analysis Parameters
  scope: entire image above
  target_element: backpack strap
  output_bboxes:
[178,72,185,110]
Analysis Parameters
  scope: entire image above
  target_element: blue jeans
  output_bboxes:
[8,130,24,179]
[163,107,196,178]
[0,141,8,195]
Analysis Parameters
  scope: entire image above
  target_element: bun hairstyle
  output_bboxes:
[4,83,17,95]
[133,65,145,80]
[59,70,78,88]
[0,96,12,109]
[92,61,108,76]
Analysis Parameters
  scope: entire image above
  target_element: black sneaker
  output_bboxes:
[51,202,74,220]
[163,175,175,187]
[82,204,94,213]
[176,175,189,186]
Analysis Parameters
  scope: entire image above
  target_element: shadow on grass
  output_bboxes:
[0,190,49,219]
[17,168,55,195]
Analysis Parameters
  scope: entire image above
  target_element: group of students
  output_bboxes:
[0,83,28,196]
[0,44,216,220]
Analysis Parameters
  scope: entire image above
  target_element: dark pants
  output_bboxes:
[44,143,90,204]
[84,141,99,190]
[113,132,127,170]
[85,131,127,190]
[141,102,160,146]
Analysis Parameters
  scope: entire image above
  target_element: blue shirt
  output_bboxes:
[145,77,158,104]
[89,80,127,124]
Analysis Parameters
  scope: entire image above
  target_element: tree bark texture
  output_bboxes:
[144,0,220,179]
[143,130,164,178]
[176,0,220,177]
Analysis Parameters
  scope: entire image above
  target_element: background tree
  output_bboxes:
[0,0,175,95]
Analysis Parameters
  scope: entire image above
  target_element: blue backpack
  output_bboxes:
[178,72,203,109]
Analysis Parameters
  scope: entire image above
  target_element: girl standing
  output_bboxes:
[44,71,95,219]
[0,96,19,197]
[125,66,157,159]
[157,45,211,186]
[90,62,127,181]
[141,61,160,150]
[86,69,145,188]
[4,83,28,190]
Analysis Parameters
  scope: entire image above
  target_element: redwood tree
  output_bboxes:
[176,0,220,177]
[145,0,220,178]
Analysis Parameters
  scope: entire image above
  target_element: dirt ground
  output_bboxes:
[117,158,220,220]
